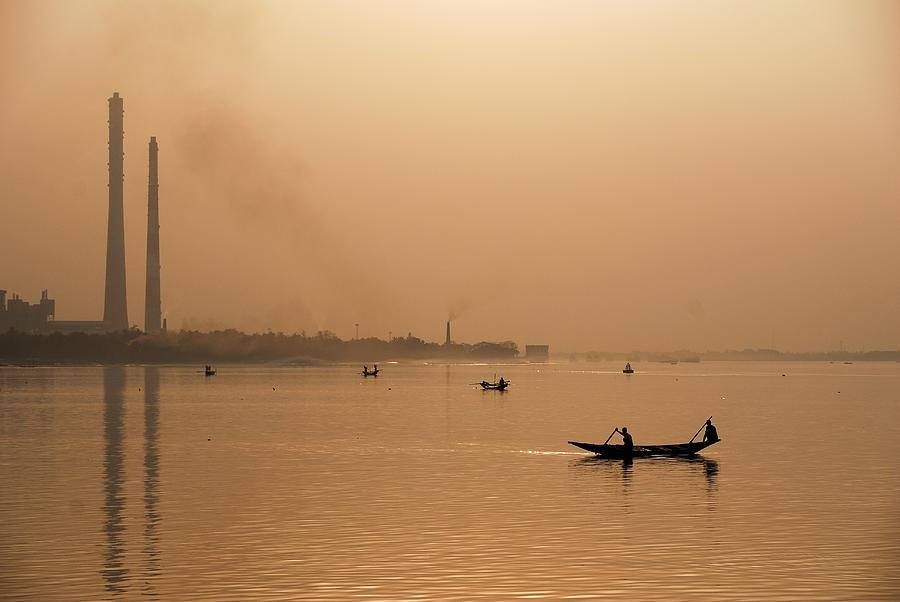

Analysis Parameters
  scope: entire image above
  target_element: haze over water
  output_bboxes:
[2,1,900,350]
[2,2,900,599]
[2,362,898,600]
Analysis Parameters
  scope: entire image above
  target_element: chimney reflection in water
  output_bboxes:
[101,367,128,593]
[143,367,161,594]
[100,367,163,594]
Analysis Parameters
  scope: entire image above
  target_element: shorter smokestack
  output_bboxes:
[144,136,162,334]
[446,321,451,345]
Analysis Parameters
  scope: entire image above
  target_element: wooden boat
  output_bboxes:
[362,368,380,377]
[480,380,509,390]
[567,438,719,458]
[204,367,216,376]
[623,362,634,374]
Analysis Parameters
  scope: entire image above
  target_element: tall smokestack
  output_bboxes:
[103,92,128,330]
[144,136,161,334]
[446,320,451,345]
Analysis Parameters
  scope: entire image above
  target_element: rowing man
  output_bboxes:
[703,419,719,443]
[615,426,633,454]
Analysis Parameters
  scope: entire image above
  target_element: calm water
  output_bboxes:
[1,362,898,600]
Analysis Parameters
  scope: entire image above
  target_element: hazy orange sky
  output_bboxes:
[1,1,898,351]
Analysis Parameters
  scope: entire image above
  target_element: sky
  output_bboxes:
[1,0,898,352]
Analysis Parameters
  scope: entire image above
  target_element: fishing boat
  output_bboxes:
[567,439,718,458]
[204,365,216,376]
[480,379,509,391]
[569,417,720,458]
[623,362,634,374]
[362,366,380,377]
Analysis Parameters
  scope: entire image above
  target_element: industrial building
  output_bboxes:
[0,289,108,334]
[0,290,55,332]
[525,345,550,362]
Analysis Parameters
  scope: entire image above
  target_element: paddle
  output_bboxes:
[602,429,617,445]
[689,416,713,443]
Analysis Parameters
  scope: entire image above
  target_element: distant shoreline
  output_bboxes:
[0,329,520,365]
[0,353,900,369]
[564,350,900,362]
[2,329,897,366]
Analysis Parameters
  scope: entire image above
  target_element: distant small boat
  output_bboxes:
[362,366,380,377]
[204,365,216,376]
[623,363,634,374]
[480,379,509,391]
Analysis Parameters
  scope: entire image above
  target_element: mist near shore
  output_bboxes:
[1,1,898,351]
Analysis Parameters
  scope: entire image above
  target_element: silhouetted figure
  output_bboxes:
[481,380,490,387]
[373,364,378,374]
[363,365,368,373]
[703,419,719,443]
[615,426,633,454]
[498,377,506,387]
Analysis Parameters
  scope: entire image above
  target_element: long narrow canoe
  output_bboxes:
[567,438,720,458]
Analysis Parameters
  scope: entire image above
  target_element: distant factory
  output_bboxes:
[1,93,163,335]
[0,290,55,332]
[525,345,550,362]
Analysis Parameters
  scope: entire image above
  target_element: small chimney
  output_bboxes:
[446,320,451,345]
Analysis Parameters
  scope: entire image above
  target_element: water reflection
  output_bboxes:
[571,455,719,499]
[143,367,161,596]
[99,367,164,596]
[101,367,128,594]
[702,457,719,491]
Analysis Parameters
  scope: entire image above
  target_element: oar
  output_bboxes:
[602,429,617,445]
[689,416,712,443]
